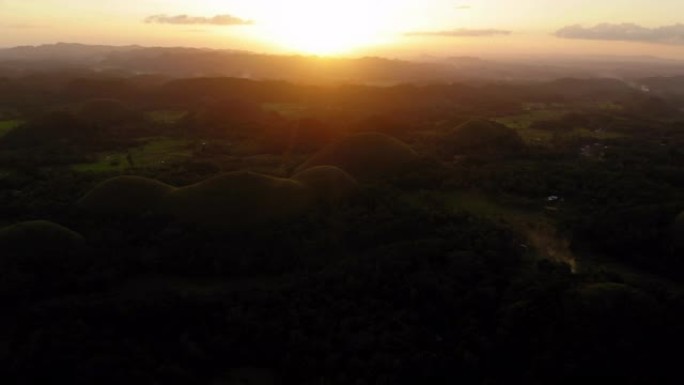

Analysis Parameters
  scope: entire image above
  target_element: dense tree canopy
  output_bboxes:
[443,119,525,158]
[0,73,682,384]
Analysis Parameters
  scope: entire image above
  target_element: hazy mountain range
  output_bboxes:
[1,43,683,84]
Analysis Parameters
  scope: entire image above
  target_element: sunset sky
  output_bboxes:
[2,0,684,59]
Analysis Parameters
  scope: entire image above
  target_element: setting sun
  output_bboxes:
[252,0,394,55]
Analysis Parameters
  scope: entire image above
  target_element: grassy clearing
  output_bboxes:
[495,108,569,144]
[596,102,624,111]
[443,190,577,270]
[442,190,683,288]
[136,137,193,162]
[574,128,624,140]
[146,110,188,124]
[496,108,570,129]
[72,137,194,173]
[72,155,128,173]
[0,120,22,138]
[496,108,625,144]
[444,191,543,224]
[263,103,308,118]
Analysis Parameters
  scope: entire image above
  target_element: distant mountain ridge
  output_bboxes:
[0,43,144,63]
[0,43,683,84]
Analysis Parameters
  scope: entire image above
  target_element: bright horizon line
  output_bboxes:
[2,41,684,64]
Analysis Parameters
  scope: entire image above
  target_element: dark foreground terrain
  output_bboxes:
[1,67,683,384]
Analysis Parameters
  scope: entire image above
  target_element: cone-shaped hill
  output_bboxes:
[0,220,86,272]
[445,119,525,156]
[78,176,176,217]
[160,171,312,231]
[296,132,418,180]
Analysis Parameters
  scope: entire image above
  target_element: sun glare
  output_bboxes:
[255,1,391,55]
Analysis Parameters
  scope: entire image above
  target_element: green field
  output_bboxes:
[262,103,309,118]
[495,108,568,143]
[494,108,569,143]
[496,108,624,143]
[72,137,194,173]
[496,108,570,129]
[146,110,188,124]
[442,190,578,270]
[71,154,128,173]
[0,120,22,138]
[574,127,624,140]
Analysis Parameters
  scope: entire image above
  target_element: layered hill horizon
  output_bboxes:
[1,42,684,84]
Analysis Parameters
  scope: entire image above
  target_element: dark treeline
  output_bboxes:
[0,71,668,112]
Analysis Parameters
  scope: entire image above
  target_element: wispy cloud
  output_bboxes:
[405,28,511,37]
[145,14,254,26]
[555,23,684,45]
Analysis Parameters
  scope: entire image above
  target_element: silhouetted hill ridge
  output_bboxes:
[1,43,684,84]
